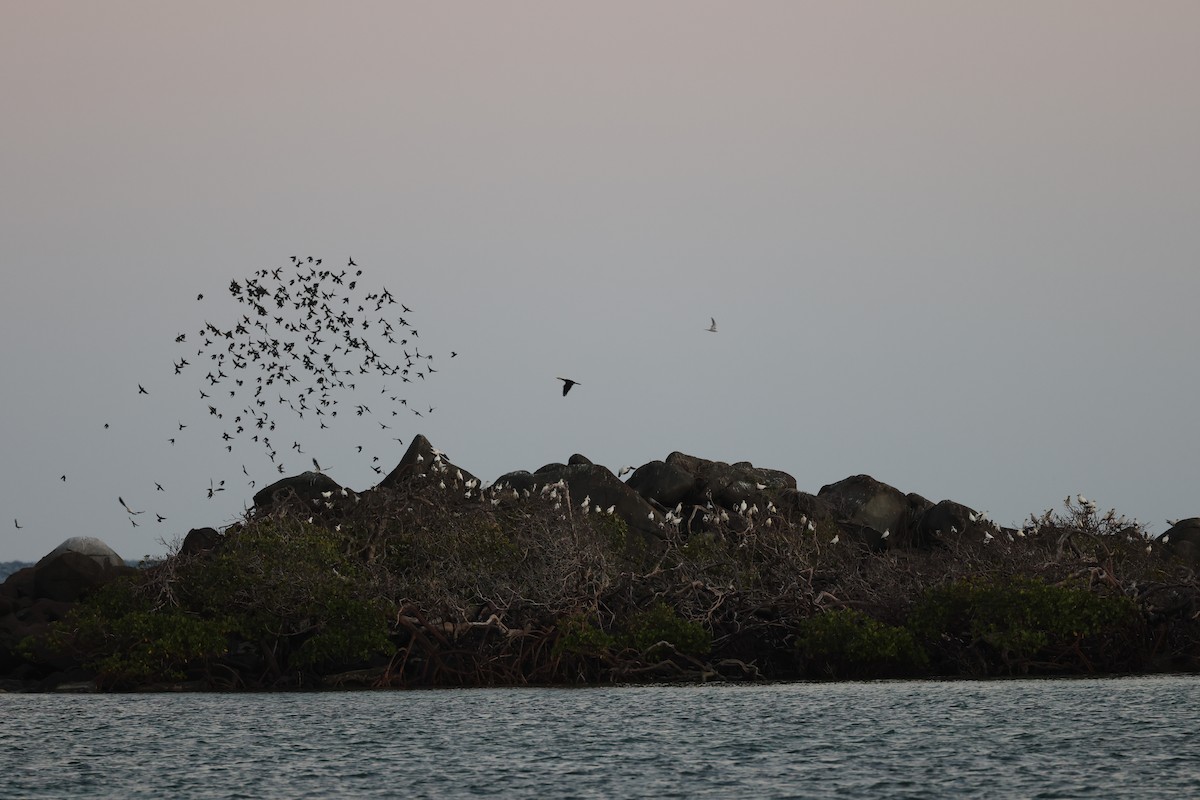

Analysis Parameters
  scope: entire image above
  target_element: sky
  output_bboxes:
[2,2,1198,562]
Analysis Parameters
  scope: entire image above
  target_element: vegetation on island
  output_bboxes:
[21,483,1200,691]
[9,259,1195,691]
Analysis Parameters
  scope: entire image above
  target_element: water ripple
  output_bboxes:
[2,676,1199,799]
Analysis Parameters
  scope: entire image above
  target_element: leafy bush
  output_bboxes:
[908,577,1141,675]
[32,578,229,689]
[622,602,711,659]
[554,613,617,657]
[794,609,928,679]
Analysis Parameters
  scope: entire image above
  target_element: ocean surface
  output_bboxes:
[3,676,1198,799]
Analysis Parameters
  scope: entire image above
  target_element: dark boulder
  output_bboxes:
[28,538,133,604]
[664,451,797,510]
[179,527,223,557]
[40,537,125,568]
[818,475,911,543]
[916,500,992,548]
[534,462,568,475]
[907,493,934,522]
[33,551,124,603]
[626,460,695,508]
[778,490,835,526]
[527,462,665,557]
[835,522,890,552]
[253,471,343,510]
[567,453,593,466]
[1161,518,1200,562]
[492,470,538,495]
[379,434,478,489]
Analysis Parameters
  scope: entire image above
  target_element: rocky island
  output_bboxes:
[3,435,1198,692]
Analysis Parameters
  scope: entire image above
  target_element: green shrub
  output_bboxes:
[32,578,229,689]
[908,577,1140,674]
[794,609,928,679]
[622,601,711,659]
[554,613,617,657]
[291,597,393,669]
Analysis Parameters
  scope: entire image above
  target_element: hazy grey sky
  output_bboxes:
[3,2,1198,561]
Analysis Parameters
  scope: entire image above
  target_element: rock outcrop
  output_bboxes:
[379,434,478,489]
[253,471,344,510]
[1161,518,1200,562]
[1,537,134,689]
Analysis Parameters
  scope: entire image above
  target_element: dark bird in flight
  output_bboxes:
[706,317,718,333]
[450,351,457,358]
[156,514,166,523]
[13,519,21,529]
[197,294,204,300]
[557,377,580,396]
[155,483,164,492]
[312,457,322,472]
[60,475,66,482]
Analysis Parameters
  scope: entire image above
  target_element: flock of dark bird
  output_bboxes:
[12,257,450,535]
[144,255,447,527]
[10,255,718,537]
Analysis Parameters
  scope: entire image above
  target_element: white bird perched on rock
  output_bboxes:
[581,495,590,509]
[881,529,890,539]
[606,505,615,515]
[983,531,994,544]
[830,534,840,545]
[706,317,717,333]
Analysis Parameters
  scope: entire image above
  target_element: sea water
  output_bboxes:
[3,676,1198,799]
